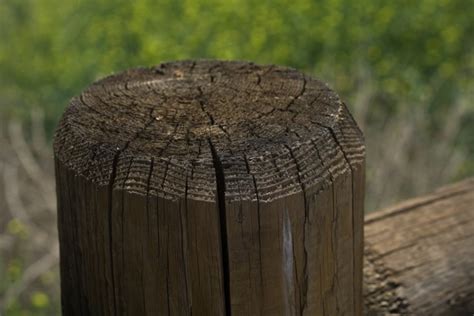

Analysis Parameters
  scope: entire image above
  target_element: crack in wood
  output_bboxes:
[208,138,232,315]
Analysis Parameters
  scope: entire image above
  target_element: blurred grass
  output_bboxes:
[1,1,473,112]
[1,0,473,171]
[0,0,473,314]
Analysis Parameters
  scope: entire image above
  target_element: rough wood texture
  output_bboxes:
[54,60,365,315]
[363,177,474,315]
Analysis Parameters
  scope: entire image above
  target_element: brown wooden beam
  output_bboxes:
[54,60,365,315]
[363,177,474,315]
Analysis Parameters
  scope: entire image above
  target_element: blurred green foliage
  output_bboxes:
[0,1,473,313]
[4,0,473,171]
[1,0,472,117]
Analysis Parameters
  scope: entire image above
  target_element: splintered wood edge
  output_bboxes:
[54,60,365,202]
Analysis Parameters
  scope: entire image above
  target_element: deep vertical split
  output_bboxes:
[181,172,191,311]
[107,151,120,315]
[208,138,232,315]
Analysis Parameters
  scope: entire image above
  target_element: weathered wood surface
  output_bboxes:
[363,177,474,315]
[54,60,365,315]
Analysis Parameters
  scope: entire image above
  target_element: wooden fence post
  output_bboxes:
[54,60,365,315]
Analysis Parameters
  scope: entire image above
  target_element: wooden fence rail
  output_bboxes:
[363,177,474,315]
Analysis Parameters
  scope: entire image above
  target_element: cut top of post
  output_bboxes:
[54,60,364,202]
